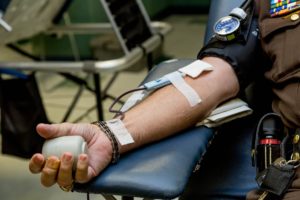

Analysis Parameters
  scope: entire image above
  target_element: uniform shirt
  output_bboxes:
[257,0,300,128]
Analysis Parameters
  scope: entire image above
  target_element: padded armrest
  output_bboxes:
[74,126,214,199]
[74,59,215,199]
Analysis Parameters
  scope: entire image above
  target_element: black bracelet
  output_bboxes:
[92,121,120,163]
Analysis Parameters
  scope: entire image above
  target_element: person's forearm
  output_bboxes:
[119,57,239,153]
[28,56,240,186]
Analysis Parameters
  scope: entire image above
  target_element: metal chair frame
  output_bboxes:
[0,0,171,122]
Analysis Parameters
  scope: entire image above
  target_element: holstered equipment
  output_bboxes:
[250,113,300,199]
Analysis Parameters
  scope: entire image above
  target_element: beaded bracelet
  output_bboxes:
[92,121,120,163]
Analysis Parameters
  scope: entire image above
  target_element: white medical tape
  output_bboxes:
[120,89,146,112]
[165,71,201,107]
[178,60,214,78]
[106,119,134,145]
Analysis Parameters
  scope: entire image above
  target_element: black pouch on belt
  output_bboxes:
[251,113,285,173]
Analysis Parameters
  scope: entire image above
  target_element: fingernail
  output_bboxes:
[34,154,44,165]
[63,153,72,162]
[79,154,87,162]
[47,158,60,169]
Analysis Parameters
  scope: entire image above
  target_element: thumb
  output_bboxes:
[36,123,78,139]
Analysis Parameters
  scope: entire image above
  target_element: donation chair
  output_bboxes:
[74,0,270,199]
[0,0,171,121]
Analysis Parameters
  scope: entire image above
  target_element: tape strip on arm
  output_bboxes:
[165,71,201,107]
[106,119,134,145]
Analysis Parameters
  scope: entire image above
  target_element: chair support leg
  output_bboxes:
[101,72,119,99]
[62,80,85,122]
[93,73,104,121]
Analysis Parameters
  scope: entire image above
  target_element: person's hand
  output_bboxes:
[29,122,113,190]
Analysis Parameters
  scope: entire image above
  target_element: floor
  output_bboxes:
[0,14,207,200]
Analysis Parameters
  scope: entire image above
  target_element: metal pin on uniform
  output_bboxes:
[293,134,300,144]
[291,13,300,21]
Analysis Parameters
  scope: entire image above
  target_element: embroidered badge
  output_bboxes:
[270,0,300,17]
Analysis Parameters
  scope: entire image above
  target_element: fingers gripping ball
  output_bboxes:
[42,136,88,169]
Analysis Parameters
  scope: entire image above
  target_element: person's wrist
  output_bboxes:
[91,121,120,164]
[90,123,114,164]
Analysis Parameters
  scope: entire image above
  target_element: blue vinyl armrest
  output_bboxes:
[74,59,215,199]
[74,126,214,199]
